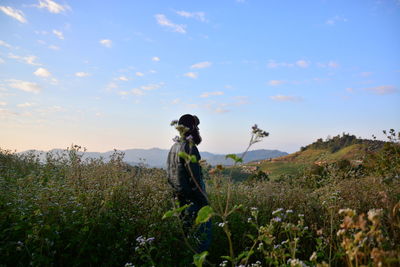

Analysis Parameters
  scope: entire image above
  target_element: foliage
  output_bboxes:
[301,132,384,153]
[1,129,400,266]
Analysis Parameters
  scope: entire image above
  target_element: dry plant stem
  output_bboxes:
[221,135,256,267]
[185,161,209,203]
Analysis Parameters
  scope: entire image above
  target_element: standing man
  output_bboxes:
[167,114,211,252]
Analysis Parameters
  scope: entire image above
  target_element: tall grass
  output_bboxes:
[0,144,399,266]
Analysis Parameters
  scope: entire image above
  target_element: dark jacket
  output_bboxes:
[167,141,208,207]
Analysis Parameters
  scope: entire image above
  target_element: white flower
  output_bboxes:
[272,217,282,223]
[272,208,283,215]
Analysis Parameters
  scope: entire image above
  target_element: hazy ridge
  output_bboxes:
[20,148,288,168]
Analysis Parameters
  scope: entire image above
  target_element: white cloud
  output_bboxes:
[0,101,7,106]
[0,6,27,23]
[267,59,311,69]
[155,14,186,34]
[346,88,354,93]
[8,79,42,94]
[327,61,339,68]
[176,10,207,22]
[184,72,198,79]
[132,88,144,96]
[99,39,112,48]
[191,61,212,69]
[52,30,64,40]
[214,107,229,113]
[268,80,285,86]
[0,40,12,48]
[135,72,144,77]
[8,53,41,66]
[75,72,90,77]
[0,108,19,117]
[267,60,294,68]
[118,91,130,96]
[152,56,160,62]
[48,45,60,50]
[172,98,180,104]
[200,91,224,98]
[118,76,129,81]
[17,102,36,108]
[0,58,4,64]
[365,85,396,95]
[35,0,70,14]
[296,60,310,68]
[34,67,51,77]
[326,15,348,25]
[232,96,249,106]
[106,82,118,91]
[270,95,303,102]
[140,83,164,91]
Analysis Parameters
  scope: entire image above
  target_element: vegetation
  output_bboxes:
[0,130,399,266]
[257,132,394,180]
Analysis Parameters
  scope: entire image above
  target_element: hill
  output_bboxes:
[19,148,288,168]
[249,134,386,179]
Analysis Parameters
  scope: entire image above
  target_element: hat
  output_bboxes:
[178,114,200,128]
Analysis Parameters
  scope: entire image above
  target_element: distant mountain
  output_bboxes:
[19,148,288,168]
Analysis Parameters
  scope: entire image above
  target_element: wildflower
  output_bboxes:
[367,209,382,223]
[272,208,283,215]
[274,244,281,249]
[338,208,356,217]
[286,209,293,213]
[272,217,282,223]
[257,242,264,251]
[250,261,262,267]
[175,124,189,135]
[287,258,307,267]
[309,251,317,261]
[336,229,346,236]
[125,263,135,267]
[146,237,155,244]
[186,135,194,142]
[219,260,228,267]
[218,222,226,227]
[247,217,252,223]
[298,214,304,218]
[251,207,258,211]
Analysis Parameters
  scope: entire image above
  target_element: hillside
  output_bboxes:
[250,134,386,179]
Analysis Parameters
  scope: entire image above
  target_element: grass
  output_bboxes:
[257,144,370,180]
[0,146,399,266]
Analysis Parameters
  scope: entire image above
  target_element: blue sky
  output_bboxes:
[0,0,399,154]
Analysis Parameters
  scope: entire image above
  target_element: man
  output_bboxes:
[167,114,211,252]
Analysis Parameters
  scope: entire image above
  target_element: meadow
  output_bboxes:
[1,130,399,266]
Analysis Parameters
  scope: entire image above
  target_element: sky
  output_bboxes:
[0,0,399,154]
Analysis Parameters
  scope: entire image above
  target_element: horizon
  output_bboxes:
[1,0,399,154]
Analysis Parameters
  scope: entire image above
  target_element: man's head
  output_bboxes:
[178,114,202,145]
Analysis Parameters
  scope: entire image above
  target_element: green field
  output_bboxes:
[1,142,399,266]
